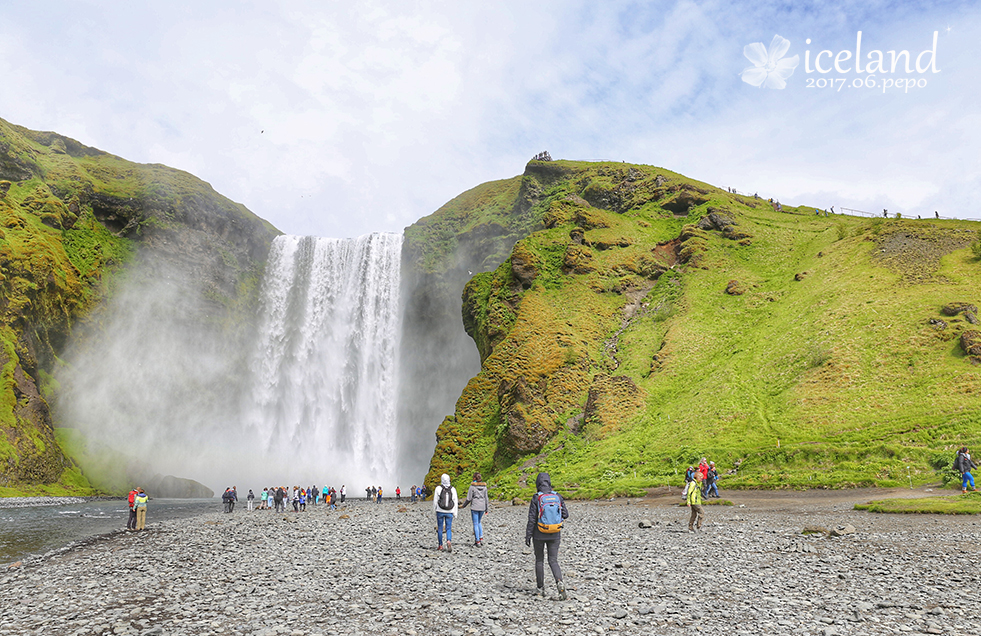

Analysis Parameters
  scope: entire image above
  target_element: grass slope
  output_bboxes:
[423,160,981,500]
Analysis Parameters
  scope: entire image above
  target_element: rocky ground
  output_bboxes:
[1,489,979,636]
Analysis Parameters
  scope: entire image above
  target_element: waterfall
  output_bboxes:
[245,232,404,485]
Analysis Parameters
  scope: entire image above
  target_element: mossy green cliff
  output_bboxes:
[421,160,981,498]
[0,118,279,494]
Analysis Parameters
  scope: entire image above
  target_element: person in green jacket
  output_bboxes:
[134,488,148,531]
[686,472,704,533]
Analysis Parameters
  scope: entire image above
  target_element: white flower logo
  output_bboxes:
[740,35,799,89]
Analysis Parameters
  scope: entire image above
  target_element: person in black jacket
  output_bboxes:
[955,447,977,494]
[525,472,569,600]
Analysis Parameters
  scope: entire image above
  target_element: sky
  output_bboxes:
[0,1,978,238]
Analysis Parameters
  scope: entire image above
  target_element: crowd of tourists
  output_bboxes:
[123,447,979,602]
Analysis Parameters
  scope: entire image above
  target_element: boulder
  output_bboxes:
[511,497,527,506]
[941,302,978,317]
[961,330,981,360]
[725,280,745,295]
[510,244,538,289]
[830,524,856,537]
[638,519,653,529]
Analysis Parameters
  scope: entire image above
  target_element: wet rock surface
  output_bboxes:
[1,494,980,635]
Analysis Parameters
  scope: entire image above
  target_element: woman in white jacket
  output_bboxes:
[433,473,458,552]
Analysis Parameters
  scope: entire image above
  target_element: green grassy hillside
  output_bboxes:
[0,118,279,494]
[423,160,981,499]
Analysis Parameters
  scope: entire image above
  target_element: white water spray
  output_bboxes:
[245,233,404,485]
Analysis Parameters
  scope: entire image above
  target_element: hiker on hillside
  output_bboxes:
[434,474,458,552]
[525,472,569,600]
[459,472,490,547]
[955,447,977,494]
[687,472,705,532]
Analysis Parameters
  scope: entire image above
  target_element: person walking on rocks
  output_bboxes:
[377,487,383,503]
[525,472,569,600]
[127,487,139,531]
[955,447,977,494]
[247,489,255,511]
[222,488,234,513]
[459,472,489,547]
[434,474,458,552]
[260,488,269,510]
[134,488,148,531]
[274,487,285,513]
[340,485,346,503]
[687,472,705,532]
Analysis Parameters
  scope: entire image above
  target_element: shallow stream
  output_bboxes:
[0,497,216,563]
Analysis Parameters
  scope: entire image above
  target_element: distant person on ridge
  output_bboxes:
[955,447,977,494]
[434,474,458,552]
[459,472,489,547]
[525,472,569,600]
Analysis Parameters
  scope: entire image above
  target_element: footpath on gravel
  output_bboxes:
[1,488,979,636]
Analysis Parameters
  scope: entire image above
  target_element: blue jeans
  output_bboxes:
[436,512,454,545]
[471,510,485,542]
[963,472,975,490]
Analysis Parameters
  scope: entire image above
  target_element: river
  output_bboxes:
[0,497,217,564]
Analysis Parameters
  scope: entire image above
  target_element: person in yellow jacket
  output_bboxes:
[134,488,148,531]
[686,472,704,533]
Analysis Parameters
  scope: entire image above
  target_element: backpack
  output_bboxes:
[128,490,137,509]
[954,452,965,472]
[438,485,454,511]
[536,492,563,533]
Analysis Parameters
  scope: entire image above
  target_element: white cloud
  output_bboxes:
[0,1,977,235]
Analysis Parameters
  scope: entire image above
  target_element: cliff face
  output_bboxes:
[0,118,279,492]
[398,175,546,475]
[422,160,981,498]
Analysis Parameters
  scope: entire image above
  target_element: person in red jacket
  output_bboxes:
[126,488,138,531]
[698,458,709,481]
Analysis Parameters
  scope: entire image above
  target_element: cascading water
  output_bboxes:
[245,232,404,485]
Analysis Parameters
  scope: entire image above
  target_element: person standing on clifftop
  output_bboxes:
[525,472,569,600]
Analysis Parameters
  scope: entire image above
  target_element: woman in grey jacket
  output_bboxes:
[459,472,489,547]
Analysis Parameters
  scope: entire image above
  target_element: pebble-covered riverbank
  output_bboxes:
[1,492,979,636]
